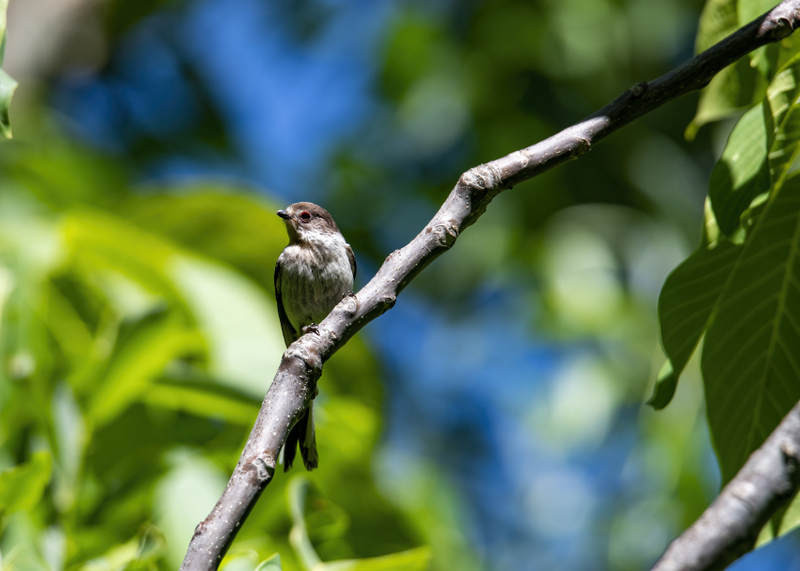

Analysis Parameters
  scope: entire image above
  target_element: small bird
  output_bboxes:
[274,202,356,471]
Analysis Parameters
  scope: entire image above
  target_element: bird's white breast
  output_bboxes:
[278,233,354,332]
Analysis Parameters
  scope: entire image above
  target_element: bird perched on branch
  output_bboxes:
[274,202,356,470]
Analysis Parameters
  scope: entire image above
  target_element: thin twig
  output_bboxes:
[651,400,800,571]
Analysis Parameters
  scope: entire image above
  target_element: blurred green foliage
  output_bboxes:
[0,135,426,570]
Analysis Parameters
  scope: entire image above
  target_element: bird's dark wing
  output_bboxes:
[274,259,297,346]
[276,258,318,472]
[346,243,357,281]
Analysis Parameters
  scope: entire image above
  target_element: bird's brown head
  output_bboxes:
[276,202,341,243]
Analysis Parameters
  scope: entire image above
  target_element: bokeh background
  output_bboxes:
[2,0,800,570]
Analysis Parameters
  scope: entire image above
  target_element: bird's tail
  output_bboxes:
[283,403,318,471]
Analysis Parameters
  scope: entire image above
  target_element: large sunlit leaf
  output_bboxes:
[0,451,52,515]
[656,54,800,406]
[658,172,800,539]
[649,239,740,409]
[703,175,800,487]
[708,104,770,235]
[708,53,800,236]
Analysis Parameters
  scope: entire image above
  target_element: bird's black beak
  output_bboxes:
[277,210,291,220]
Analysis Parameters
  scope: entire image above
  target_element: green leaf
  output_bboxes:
[702,174,800,487]
[123,188,287,289]
[154,453,228,568]
[656,54,800,407]
[707,51,800,236]
[765,53,800,187]
[708,104,770,236]
[739,0,784,78]
[62,210,188,310]
[317,398,379,462]
[649,239,740,409]
[288,477,430,571]
[695,0,738,53]
[78,529,165,571]
[0,0,7,63]
[63,208,284,398]
[255,554,282,571]
[687,59,763,140]
[0,66,16,139]
[220,552,261,571]
[170,256,284,397]
[737,0,785,27]
[88,308,205,425]
[685,0,800,138]
[686,0,763,137]
[0,0,16,139]
[288,477,326,570]
[323,548,431,571]
[143,377,261,423]
[0,451,52,515]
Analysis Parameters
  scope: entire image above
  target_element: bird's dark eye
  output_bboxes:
[299,211,312,222]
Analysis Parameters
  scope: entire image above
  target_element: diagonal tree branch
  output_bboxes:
[180,2,800,569]
[651,400,800,571]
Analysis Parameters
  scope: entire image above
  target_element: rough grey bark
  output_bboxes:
[651,400,800,571]
[180,2,800,569]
